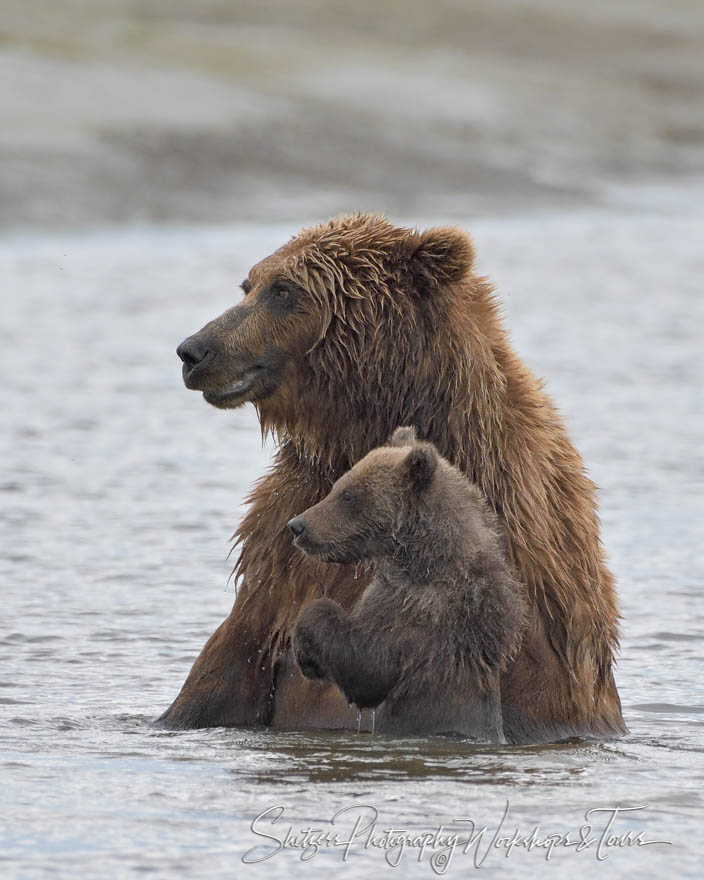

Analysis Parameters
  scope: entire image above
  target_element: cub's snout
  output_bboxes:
[287,516,306,538]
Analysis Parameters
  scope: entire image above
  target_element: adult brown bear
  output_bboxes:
[161,212,626,743]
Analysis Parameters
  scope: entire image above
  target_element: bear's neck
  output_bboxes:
[267,277,508,477]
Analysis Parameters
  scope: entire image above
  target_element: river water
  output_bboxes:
[1,204,703,878]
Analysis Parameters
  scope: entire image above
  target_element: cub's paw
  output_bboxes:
[292,620,327,680]
[291,598,344,681]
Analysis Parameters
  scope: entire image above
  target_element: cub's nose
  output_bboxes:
[287,517,306,538]
[176,336,210,371]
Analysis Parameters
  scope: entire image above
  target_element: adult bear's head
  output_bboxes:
[177,213,483,463]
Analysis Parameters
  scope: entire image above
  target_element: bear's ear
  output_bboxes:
[388,425,417,447]
[402,226,475,290]
[402,443,437,492]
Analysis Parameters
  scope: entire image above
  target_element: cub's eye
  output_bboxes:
[341,489,354,505]
[276,287,290,300]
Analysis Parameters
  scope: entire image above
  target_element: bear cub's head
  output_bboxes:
[287,426,440,564]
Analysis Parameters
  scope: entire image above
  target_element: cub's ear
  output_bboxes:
[402,226,475,289]
[388,425,417,447]
[402,442,437,492]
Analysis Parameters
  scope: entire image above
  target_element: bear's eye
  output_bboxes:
[268,280,297,309]
[341,489,354,505]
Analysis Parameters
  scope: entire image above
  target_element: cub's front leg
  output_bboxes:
[292,597,399,710]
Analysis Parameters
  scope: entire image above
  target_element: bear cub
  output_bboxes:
[288,427,526,741]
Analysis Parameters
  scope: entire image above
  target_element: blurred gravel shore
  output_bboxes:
[1,0,703,229]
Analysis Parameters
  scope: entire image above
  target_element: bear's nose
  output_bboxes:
[287,517,306,538]
[176,335,210,371]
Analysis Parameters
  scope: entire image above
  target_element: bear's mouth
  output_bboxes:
[203,365,267,408]
[291,533,318,556]
[292,534,356,565]
[292,533,330,559]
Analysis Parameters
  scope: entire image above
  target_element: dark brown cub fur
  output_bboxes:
[289,427,526,741]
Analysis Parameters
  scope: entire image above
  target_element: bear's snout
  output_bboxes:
[287,516,307,538]
[176,334,212,387]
